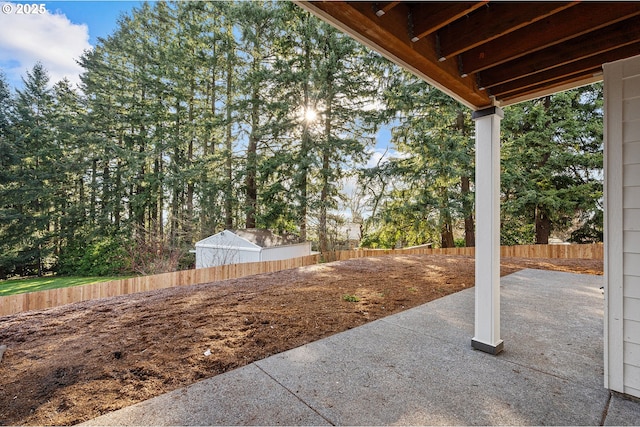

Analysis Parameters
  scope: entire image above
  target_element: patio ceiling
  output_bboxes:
[296,1,640,110]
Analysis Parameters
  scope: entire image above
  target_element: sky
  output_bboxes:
[0,0,141,89]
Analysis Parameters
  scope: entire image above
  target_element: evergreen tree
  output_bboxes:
[50,79,88,267]
[0,63,57,276]
[312,22,380,252]
[501,84,603,244]
[364,73,474,248]
[234,1,300,232]
[0,72,15,185]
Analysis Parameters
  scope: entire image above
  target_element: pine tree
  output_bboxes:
[312,22,380,252]
[50,79,88,269]
[501,84,603,244]
[0,72,15,185]
[366,73,474,248]
[0,63,57,276]
[235,1,294,230]
[0,73,17,278]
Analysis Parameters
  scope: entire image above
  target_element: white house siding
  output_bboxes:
[605,54,640,398]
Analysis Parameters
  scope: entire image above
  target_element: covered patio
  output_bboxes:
[84,269,640,425]
[294,1,640,398]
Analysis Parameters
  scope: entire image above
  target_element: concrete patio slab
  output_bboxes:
[605,394,640,425]
[83,269,640,426]
[83,363,330,426]
[499,269,605,390]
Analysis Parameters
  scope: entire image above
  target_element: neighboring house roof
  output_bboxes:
[195,229,301,249]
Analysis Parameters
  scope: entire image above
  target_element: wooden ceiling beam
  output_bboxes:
[489,67,602,99]
[372,1,401,17]
[485,44,640,97]
[299,1,640,108]
[437,2,575,60]
[409,2,486,42]
[461,3,640,75]
[478,16,640,89]
[499,73,604,105]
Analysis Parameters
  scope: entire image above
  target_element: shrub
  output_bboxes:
[58,235,129,276]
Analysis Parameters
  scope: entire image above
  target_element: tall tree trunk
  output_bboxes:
[152,157,160,239]
[201,52,216,238]
[461,176,475,247]
[319,101,332,253]
[185,75,195,241]
[245,85,259,229]
[156,157,163,241]
[299,126,309,241]
[298,22,311,242]
[245,56,260,228]
[78,177,85,218]
[135,141,146,234]
[224,47,234,230]
[114,158,122,230]
[90,159,97,226]
[534,95,553,246]
[439,188,455,248]
[171,102,181,245]
[440,221,455,248]
[535,205,552,244]
[102,163,111,222]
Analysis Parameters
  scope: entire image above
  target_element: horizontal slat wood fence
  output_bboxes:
[1,243,602,317]
[322,242,604,262]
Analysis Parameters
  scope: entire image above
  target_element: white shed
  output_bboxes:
[194,229,311,269]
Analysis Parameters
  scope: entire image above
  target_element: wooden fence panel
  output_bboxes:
[0,244,602,317]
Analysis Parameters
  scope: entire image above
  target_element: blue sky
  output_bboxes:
[49,1,142,45]
[0,1,141,89]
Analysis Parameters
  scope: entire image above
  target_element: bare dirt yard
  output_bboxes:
[0,254,602,426]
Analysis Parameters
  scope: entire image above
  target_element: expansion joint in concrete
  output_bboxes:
[254,363,336,426]
[600,391,612,426]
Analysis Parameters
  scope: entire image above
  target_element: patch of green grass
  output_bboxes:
[342,294,360,303]
[0,275,134,297]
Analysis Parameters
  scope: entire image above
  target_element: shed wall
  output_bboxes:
[195,246,260,268]
[605,54,640,398]
[261,242,312,262]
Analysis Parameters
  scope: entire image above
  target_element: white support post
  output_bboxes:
[472,106,504,355]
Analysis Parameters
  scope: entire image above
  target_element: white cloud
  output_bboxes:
[366,149,387,168]
[0,2,91,89]
[365,146,408,168]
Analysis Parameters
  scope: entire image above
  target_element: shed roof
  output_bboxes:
[195,229,301,250]
[296,1,640,109]
[230,229,301,248]
[195,230,260,250]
